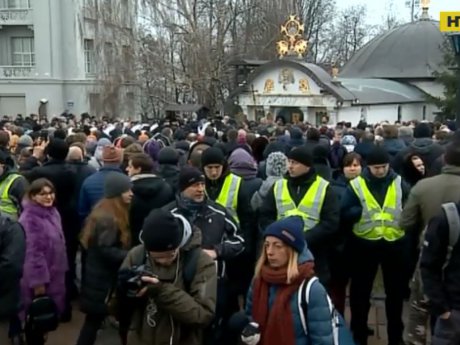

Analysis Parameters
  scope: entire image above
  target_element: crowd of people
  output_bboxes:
[0,111,459,345]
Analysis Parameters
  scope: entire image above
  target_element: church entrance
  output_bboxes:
[276,107,304,124]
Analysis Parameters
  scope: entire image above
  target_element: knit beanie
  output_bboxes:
[159,147,179,165]
[266,152,288,177]
[102,145,123,163]
[366,146,390,166]
[47,138,69,161]
[264,216,305,254]
[141,209,184,252]
[413,123,432,139]
[286,146,313,167]
[201,147,225,167]
[179,166,205,192]
[104,172,132,198]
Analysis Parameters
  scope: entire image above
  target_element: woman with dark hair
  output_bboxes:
[19,178,67,345]
[76,172,132,345]
[401,153,426,187]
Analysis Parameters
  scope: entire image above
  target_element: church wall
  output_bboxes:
[409,81,445,99]
[250,68,323,96]
[338,103,426,125]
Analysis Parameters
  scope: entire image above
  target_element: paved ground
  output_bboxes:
[45,301,389,345]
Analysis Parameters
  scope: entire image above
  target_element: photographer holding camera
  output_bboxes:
[118,208,217,345]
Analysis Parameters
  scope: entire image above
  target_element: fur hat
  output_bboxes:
[266,152,288,177]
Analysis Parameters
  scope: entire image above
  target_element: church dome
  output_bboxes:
[339,19,446,79]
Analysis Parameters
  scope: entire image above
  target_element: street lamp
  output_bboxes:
[450,33,460,128]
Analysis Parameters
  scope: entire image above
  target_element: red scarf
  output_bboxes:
[252,262,315,345]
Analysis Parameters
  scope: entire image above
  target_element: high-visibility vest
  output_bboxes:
[274,176,329,232]
[215,173,242,223]
[0,174,21,220]
[350,175,404,241]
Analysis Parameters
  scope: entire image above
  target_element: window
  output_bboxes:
[121,0,130,27]
[423,105,427,120]
[83,0,94,7]
[11,37,34,66]
[103,0,112,21]
[104,42,114,69]
[126,92,134,115]
[397,105,402,122]
[6,0,30,8]
[122,45,133,80]
[84,39,95,75]
[89,93,102,116]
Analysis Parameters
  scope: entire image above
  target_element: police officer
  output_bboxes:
[341,146,411,345]
[260,146,339,285]
[0,151,27,220]
[200,147,247,225]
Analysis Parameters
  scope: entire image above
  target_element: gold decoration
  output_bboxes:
[421,0,430,8]
[299,79,310,93]
[264,79,274,93]
[292,113,301,124]
[276,15,309,58]
[279,68,295,90]
[331,65,339,78]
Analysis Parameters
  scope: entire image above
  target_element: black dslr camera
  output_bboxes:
[123,265,157,298]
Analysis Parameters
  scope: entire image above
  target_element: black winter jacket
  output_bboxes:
[158,165,180,194]
[421,203,460,316]
[163,196,244,272]
[129,174,174,246]
[0,217,25,319]
[259,169,339,284]
[80,215,128,315]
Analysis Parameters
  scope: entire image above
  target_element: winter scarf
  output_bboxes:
[252,262,315,345]
[180,196,204,223]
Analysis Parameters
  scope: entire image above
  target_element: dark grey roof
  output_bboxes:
[338,78,426,105]
[339,20,447,79]
[228,59,270,66]
[164,104,209,112]
[227,59,355,102]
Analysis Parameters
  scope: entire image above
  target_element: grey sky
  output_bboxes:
[337,0,458,25]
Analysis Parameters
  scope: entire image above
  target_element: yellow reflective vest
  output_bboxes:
[0,174,21,220]
[274,176,329,232]
[350,175,404,241]
[215,173,242,223]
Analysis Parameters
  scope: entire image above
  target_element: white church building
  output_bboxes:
[228,12,446,126]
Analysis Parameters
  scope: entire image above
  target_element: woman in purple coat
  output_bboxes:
[19,178,68,345]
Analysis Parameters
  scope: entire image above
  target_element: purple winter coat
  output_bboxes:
[19,202,68,320]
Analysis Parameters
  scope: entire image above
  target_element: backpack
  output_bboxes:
[405,202,460,345]
[440,202,460,271]
[298,277,356,345]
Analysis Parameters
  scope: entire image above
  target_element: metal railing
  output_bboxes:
[0,66,34,78]
[0,8,33,24]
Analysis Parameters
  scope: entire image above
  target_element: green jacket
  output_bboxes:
[121,231,217,345]
[400,165,460,232]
